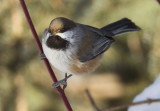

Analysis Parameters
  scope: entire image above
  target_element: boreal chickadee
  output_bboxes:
[42,17,141,75]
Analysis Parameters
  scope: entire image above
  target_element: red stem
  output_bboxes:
[19,0,73,111]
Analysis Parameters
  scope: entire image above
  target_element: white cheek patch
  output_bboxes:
[56,31,74,41]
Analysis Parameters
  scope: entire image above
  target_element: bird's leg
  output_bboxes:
[52,73,72,90]
[40,53,72,90]
[40,53,46,59]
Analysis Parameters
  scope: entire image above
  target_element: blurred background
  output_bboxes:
[0,0,160,111]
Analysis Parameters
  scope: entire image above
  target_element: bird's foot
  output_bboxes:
[52,73,72,90]
[40,53,46,60]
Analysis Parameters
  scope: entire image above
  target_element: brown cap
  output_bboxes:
[49,17,76,34]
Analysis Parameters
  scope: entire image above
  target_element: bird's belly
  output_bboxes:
[43,44,103,74]
[48,53,102,74]
[49,54,71,73]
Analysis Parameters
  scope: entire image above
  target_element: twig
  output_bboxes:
[85,89,101,111]
[19,0,72,111]
[157,0,160,4]
[86,89,160,111]
[103,98,160,111]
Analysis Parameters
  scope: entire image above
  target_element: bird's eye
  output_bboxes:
[50,35,60,38]
[60,28,67,33]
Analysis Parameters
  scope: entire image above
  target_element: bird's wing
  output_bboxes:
[78,25,115,62]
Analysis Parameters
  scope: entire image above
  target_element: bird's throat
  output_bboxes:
[46,35,69,50]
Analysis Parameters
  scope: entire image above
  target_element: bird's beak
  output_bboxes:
[42,28,55,40]
[42,28,52,39]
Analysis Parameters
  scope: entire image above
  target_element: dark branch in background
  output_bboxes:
[19,0,73,111]
[103,99,160,111]
[85,89,101,111]
[85,89,160,111]
[157,0,160,4]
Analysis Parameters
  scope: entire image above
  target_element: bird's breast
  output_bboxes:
[42,43,74,73]
[42,42,103,74]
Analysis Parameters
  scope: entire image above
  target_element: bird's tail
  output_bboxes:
[100,18,141,37]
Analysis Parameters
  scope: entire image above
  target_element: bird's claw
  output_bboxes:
[52,73,72,90]
[40,53,46,60]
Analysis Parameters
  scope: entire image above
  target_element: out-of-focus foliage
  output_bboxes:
[0,0,160,111]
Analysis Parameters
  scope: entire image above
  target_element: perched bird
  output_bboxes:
[42,17,140,75]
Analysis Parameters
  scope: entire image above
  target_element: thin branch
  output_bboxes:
[157,0,160,4]
[103,99,160,111]
[85,89,101,111]
[19,0,72,111]
[86,89,160,111]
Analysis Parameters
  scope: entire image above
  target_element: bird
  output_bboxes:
[42,17,141,89]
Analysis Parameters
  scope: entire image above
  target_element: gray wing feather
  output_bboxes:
[78,25,115,62]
